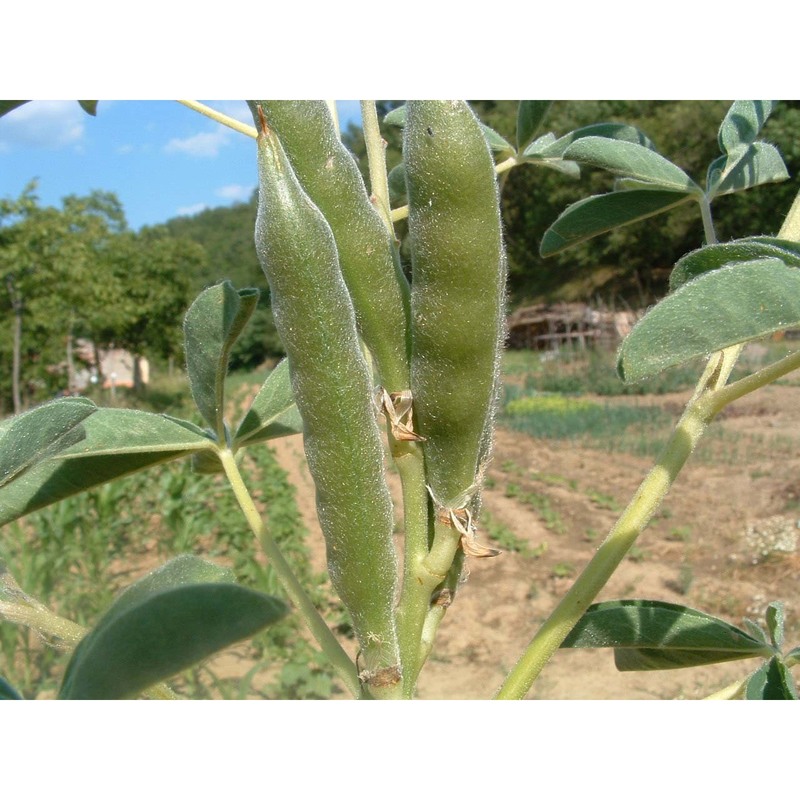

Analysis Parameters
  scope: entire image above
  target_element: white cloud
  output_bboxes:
[0,100,86,150]
[164,127,230,157]
[116,143,135,155]
[176,203,209,217]
[215,183,253,202]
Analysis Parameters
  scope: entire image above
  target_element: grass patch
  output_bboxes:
[500,387,673,459]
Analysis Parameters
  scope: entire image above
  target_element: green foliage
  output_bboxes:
[618,259,800,382]
[2,99,800,703]
[58,554,287,699]
[561,599,775,670]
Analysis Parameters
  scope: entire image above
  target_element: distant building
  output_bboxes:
[506,303,640,351]
[72,339,149,390]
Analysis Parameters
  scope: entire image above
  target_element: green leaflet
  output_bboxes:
[234,357,303,447]
[707,142,789,198]
[183,281,260,438]
[78,100,98,116]
[561,137,700,193]
[0,675,22,700]
[718,100,776,155]
[561,599,772,672]
[516,101,552,153]
[765,602,785,649]
[670,236,800,291]
[745,657,798,700]
[524,122,656,160]
[58,555,287,699]
[0,397,96,489]
[540,189,694,256]
[617,259,800,383]
[0,408,214,526]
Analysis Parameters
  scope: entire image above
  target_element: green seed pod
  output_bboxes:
[252,109,400,688]
[405,100,506,509]
[248,101,411,394]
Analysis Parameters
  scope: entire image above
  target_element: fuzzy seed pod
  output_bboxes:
[252,108,400,688]
[405,100,507,510]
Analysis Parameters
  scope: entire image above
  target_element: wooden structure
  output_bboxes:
[506,303,639,351]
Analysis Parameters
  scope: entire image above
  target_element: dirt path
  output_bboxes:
[266,384,800,699]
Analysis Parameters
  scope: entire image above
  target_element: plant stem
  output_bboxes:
[495,187,800,700]
[702,678,747,700]
[495,399,711,699]
[392,440,435,696]
[218,448,362,698]
[699,194,717,245]
[177,100,257,139]
[360,101,394,235]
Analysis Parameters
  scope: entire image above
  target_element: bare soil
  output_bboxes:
[259,381,800,700]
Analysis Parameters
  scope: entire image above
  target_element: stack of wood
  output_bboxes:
[505,302,639,351]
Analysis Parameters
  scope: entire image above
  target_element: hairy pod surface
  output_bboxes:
[248,101,411,393]
[405,101,507,508]
[253,114,400,682]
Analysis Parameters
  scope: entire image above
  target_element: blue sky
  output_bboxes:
[0,100,363,230]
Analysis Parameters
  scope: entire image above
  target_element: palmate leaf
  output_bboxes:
[617,259,800,383]
[561,599,773,671]
[0,397,96,489]
[745,657,798,700]
[0,408,215,526]
[540,189,694,256]
[669,236,800,291]
[58,555,287,699]
[234,357,303,448]
[183,281,260,437]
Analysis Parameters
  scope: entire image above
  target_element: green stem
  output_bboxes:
[360,101,394,234]
[218,448,362,698]
[495,401,711,699]
[699,194,717,245]
[392,440,434,697]
[702,678,747,700]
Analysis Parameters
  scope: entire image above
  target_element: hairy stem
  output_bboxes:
[702,678,747,700]
[360,101,394,234]
[495,401,711,699]
[177,100,257,139]
[699,194,718,245]
[392,439,434,697]
[218,448,362,698]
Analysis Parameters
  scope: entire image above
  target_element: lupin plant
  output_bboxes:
[1,99,799,700]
